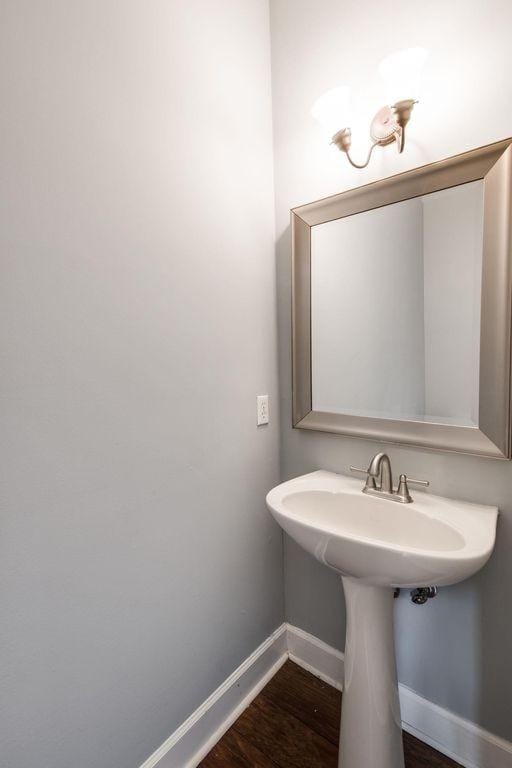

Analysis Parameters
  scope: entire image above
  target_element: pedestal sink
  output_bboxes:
[266,470,497,768]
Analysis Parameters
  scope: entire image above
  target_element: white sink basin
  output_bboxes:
[266,470,497,587]
[266,469,497,768]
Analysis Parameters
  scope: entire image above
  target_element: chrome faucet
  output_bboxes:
[350,452,429,503]
[367,452,393,494]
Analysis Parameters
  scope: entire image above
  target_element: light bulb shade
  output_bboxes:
[379,47,428,104]
[311,86,352,139]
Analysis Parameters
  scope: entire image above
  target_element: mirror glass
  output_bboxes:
[311,180,484,427]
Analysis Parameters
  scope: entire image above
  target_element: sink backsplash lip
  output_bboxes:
[272,469,499,516]
[276,469,499,514]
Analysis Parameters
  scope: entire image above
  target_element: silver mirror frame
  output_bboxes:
[292,139,512,459]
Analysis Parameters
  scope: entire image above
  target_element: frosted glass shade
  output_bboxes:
[311,86,352,138]
[379,47,428,104]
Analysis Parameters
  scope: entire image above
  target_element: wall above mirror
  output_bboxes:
[291,139,512,458]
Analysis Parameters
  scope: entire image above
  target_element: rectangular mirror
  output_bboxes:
[292,140,512,458]
[312,181,484,427]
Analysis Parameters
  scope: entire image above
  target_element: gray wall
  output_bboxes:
[0,3,283,768]
[270,0,512,741]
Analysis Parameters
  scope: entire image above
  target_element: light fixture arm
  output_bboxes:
[345,141,379,170]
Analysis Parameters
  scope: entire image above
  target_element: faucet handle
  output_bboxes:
[350,465,378,491]
[395,473,429,503]
[350,465,378,477]
[406,477,430,487]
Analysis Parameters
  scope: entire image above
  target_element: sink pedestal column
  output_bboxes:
[339,577,404,768]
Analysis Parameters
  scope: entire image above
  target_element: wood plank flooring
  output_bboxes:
[199,661,462,768]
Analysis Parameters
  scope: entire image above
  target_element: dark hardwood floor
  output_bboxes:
[199,661,462,768]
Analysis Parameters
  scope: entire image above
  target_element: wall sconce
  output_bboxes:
[312,48,428,169]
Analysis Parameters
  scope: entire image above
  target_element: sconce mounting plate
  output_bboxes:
[370,106,400,147]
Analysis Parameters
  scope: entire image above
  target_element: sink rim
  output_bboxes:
[267,470,498,562]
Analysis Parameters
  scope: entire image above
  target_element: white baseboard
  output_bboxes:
[139,621,512,768]
[286,623,344,691]
[400,685,512,768]
[287,623,512,768]
[139,624,288,768]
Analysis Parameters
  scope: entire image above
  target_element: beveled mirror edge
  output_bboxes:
[478,144,512,457]
[291,213,311,426]
[295,412,507,460]
[292,138,512,227]
[291,138,512,459]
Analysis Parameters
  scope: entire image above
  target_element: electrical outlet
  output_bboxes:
[257,395,269,426]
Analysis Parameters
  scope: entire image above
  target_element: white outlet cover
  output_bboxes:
[257,395,269,426]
